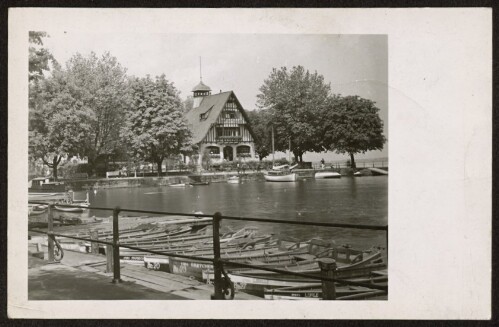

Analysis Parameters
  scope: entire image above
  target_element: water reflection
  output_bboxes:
[79,177,387,249]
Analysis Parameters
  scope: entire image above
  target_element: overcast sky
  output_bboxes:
[42,33,388,161]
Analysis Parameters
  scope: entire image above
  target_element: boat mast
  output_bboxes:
[288,137,291,163]
[271,125,275,167]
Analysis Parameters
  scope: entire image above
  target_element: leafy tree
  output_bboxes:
[183,95,194,113]
[29,51,130,177]
[62,52,131,172]
[29,69,93,180]
[246,109,272,161]
[257,66,330,162]
[29,31,58,82]
[323,95,386,169]
[122,75,193,175]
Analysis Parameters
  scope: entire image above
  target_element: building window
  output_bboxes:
[237,145,251,154]
[237,145,251,158]
[206,146,220,154]
[217,127,239,137]
[225,111,236,119]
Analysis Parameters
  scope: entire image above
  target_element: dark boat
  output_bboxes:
[190,181,210,186]
[29,177,66,193]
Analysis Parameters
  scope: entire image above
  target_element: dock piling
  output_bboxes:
[47,204,54,262]
[318,258,337,300]
[112,207,122,283]
[106,245,113,273]
[211,212,224,300]
[90,230,99,255]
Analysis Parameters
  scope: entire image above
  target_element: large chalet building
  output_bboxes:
[184,80,257,166]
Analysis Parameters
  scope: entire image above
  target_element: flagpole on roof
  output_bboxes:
[200,56,202,82]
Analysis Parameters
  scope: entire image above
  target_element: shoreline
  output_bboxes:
[59,167,387,191]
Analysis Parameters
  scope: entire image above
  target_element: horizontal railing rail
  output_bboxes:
[29,202,387,231]
[28,201,388,300]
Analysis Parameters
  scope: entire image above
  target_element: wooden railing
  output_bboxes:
[28,202,388,300]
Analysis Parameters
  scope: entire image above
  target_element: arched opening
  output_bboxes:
[223,146,234,161]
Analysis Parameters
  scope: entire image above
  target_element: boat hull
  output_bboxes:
[315,172,341,179]
[54,206,86,213]
[264,173,297,182]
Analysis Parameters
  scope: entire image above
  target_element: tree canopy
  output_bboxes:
[257,65,331,162]
[29,31,58,82]
[29,51,131,177]
[121,75,193,175]
[322,95,386,168]
[63,52,131,169]
[246,109,272,161]
[28,31,89,180]
[29,67,93,179]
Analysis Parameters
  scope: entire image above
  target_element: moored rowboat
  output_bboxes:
[264,172,297,182]
[315,171,341,179]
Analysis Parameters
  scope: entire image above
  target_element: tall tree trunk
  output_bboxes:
[299,154,303,163]
[157,159,162,176]
[52,158,58,181]
[51,155,62,181]
[349,152,356,169]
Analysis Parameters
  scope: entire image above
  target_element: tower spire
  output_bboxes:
[192,58,211,108]
[200,56,202,82]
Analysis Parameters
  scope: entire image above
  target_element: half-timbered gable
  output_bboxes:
[185,85,257,165]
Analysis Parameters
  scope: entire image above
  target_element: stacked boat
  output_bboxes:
[132,226,388,299]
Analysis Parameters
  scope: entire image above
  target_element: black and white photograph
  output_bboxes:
[8,8,491,319]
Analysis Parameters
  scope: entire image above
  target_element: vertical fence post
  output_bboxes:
[90,230,99,255]
[211,212,224,300]
[386,226,389,262]
[112,207,121,283]
[106,244,114,273]
[47,204,54,262]
[318,258,337,300]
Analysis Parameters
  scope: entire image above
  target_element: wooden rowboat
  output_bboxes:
[264,172,297,182]
[315,171,341,179]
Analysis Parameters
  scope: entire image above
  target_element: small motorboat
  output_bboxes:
[28,204,48,216]
[54,192,90,212]
[315,171,341,179]
[169,183,186,187]
[29,177,66,193]
[264,171,297,182]
[190,181,210,186]
[227,176,240,184]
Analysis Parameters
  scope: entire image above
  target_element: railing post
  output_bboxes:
[112,207,121,283]
[318,258,337,300]
[90,230,99,255]
[106,244,114,273]
[386,226,389,261]
[211,212,224,300]
[47,204,54,262]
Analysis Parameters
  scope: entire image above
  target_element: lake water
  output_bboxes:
[87,176,388,252]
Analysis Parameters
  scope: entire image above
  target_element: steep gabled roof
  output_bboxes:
[185,91,257,144]
[185,91,232,144]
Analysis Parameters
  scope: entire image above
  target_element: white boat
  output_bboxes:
[169,183,186,187]
[54,205,87,213]
[264,172,297,182]
[315,171,341,179]
[227,176,240,184]
[265,126,297,182]
[54,192,90,212]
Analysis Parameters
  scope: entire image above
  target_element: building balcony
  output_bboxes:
[216,136,243,144]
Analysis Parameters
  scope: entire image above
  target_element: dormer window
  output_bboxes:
[199,106,213,121]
